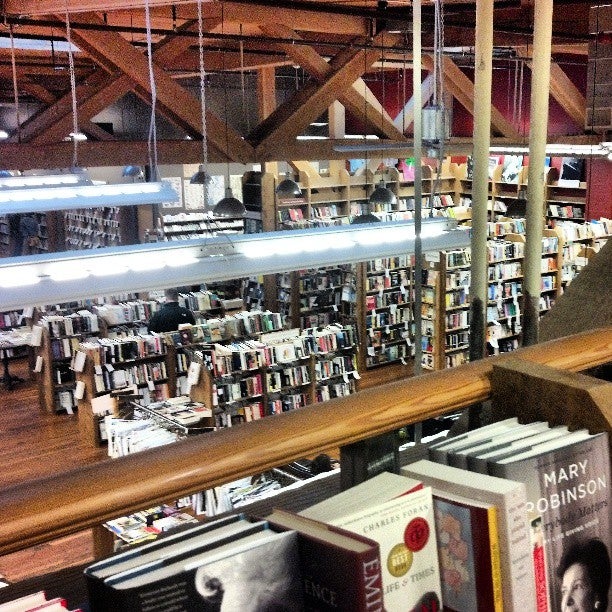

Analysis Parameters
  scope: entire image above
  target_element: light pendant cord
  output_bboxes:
[9,27,21,144]
[65,5,79,168]
[197,0,209,203]
[144,0,159,180]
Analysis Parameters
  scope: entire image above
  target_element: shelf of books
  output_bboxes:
[74,334,171,446]
[421,248,471,370]
[185,321,358,428]
[63,207,128,250]
[359,255,415,369]
[34,312,102,414]
[0,328,610,612]
[545,167,587,226]
[491,164,529,219]
[486,233,525,355]
[160,211,244,240]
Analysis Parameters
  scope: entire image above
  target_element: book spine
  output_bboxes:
[486,505,504,612]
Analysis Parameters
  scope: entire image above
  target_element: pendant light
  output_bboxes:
[367,29,396,212]
[275,170,302,199]
[190,0,212,193]
[213,4,245,218]
[351,38,380,225]
[122,165,144,180]
[369,178,397,208]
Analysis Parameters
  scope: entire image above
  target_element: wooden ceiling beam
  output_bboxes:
[60,11,253,161]
[422,54,521,139]
[251,36,388,156]
[539,61,587,128]
[259,24,406,142]
[3,0,198,15]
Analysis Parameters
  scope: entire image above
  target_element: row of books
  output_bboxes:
[39,312,100,338]
[488,261,523,281]
[80,335,167,364]
[487,219,526,236]
[366,254,411,272]
[366,307,412,329]
[93,361,168,394]
[547,204,584,219]
[81,417,610,612]
[445,268,471,289]
[93,301,160,326]
[487,239,525,262]
[365,288,411,311]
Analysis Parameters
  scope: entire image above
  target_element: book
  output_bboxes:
[266,508,384,611]
[0,592,48,611]
[301,472,442,611]
[467,425,570,474]
[401,459,535,611]
[339,431,400,489]
[445,421,551,470]
[427,417,520,464]
[487,430,611,612]
[431,490,502,612]
[86,515,254,584]
[92,527,303,611]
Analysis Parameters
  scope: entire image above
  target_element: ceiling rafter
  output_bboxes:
[422,54,521,139]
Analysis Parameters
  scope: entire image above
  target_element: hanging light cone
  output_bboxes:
[213,187,245,217]
[351,211,382,224]
[275,172,302,198]
[190,164,213,185]
[369,179,397,207]
[122,165,144,179]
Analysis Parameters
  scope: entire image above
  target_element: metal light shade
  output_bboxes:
[213,187,245,217]
[275,174,302,198]
[351,212,382,224]
[122,165,144,179]
[369,179,397,207]
[190,164,213,185]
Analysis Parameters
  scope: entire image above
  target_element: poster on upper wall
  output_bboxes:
[501,155,523,183]
[560,157,584,185]
[161,177,184,209]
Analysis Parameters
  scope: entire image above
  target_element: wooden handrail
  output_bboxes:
[0,328,610,556]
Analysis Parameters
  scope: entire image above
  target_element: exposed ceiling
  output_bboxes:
[0,0,597,170]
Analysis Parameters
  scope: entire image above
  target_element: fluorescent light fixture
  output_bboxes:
[0,173,91,189]
[0,38,79,53]
[0,219,470,311]
[489,144,609,157]
[69,132,88,141]
[0,130,8,140]
[0,180,179,214]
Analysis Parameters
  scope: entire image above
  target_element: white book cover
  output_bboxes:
[305,485,442,611]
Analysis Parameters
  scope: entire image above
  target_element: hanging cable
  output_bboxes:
[144,0,159,180]
[64,3,80,168]
[8,26,21,144]
[239,24,250,133]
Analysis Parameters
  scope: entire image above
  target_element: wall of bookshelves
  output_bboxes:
[63,206,137,250]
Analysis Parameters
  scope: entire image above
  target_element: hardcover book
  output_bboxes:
[266,508,384,611]
[488,430,611,612]
[89,527,303,612]
[301,473,442,611]
[402,459,535,611]
[431,490,502,612]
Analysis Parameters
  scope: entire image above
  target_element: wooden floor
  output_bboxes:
[0,355,107,584]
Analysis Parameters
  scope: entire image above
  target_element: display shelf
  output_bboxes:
[546,168,587,226]
[160,211,244,240]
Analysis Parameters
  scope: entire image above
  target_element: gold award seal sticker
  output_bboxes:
[387,543,413,577]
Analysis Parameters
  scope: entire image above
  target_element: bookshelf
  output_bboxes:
[75,334,171,446]
[185,322,359,427]
[359,255,415,369]
[160,211,244,240]
[63,207,131,250]
[486,234,525,355]
[35,313,101,414]
[491,164,529,219]
[421,248,471,370]
[545,168,587,226]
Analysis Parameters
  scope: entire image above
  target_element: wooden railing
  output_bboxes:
[0,328,611,557]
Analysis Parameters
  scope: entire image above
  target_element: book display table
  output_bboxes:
[0,328,31,390]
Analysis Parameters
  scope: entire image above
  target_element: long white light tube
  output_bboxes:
[0,218,470,310]
[0,180,179,214]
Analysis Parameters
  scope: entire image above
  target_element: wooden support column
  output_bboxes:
[469,0,494,364]
[523,0,553,346]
